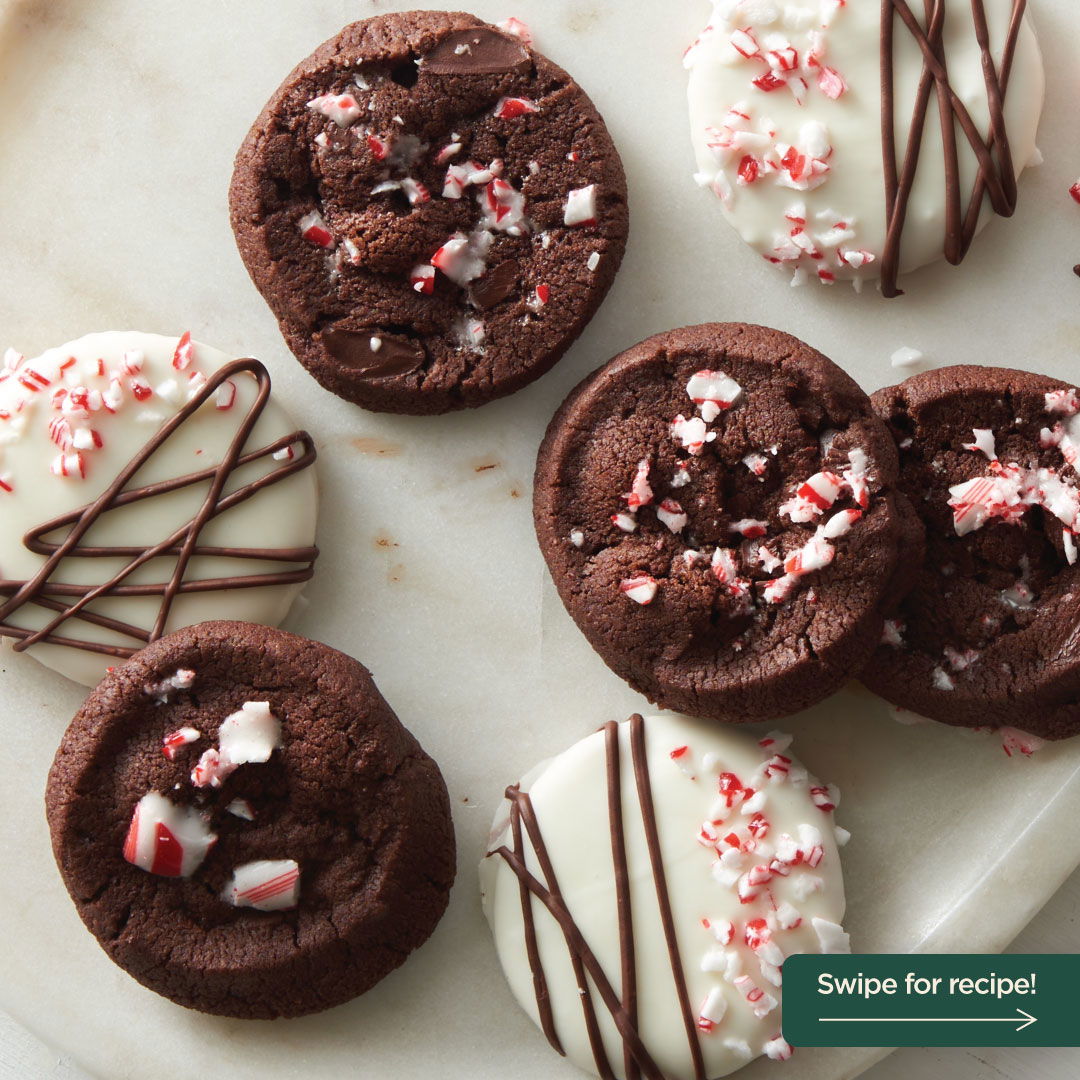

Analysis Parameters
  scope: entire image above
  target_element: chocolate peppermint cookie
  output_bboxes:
[534,323,920,724]
[46,621,455,1018]
[864,366,1080,739]
[229,11,628,415]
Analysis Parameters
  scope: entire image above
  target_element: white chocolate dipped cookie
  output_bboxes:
[481,713,848,1080]
[0,332,318,685]
[685,0,1044,296]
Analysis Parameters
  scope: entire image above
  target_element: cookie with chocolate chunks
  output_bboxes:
[864,366,1080,740]
[46,620,456,1019]
[229,10,628,415]
[534,323,921,724]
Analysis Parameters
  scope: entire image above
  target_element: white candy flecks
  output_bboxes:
[219,701,283,765]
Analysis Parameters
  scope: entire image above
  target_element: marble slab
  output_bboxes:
[1,1,1078,1079]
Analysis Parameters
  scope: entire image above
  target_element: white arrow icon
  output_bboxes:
[819,1009,1036,1033]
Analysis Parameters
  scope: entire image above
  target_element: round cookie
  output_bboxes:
[0,331,318,686]
[864,365,1080,739]
[229,11,628,415]
[481,712,849,1079]
[534,323,920,724]
[684,0,1044,296]
[46,621,456,1019]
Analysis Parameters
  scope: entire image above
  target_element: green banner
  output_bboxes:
[783,954,1077,1047]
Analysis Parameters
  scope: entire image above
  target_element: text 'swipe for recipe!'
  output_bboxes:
[783,955,1080,1047]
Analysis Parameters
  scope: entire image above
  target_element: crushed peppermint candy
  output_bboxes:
[123,791,216,878]
[192,702,283,788]
[145,667,196,703]
[306,93,362,127]
[162,727,200,761]
[563,185,597,227]
[493,96,539,120]
[1000,727,1046,758]
[686,370,743,422]
[299,209,335,249]
[219,701,283,765]
[224,859,300,912]
[620,575,658,605]
[496,16,533,45]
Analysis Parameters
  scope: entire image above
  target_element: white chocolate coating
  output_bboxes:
[686,0,1044,287]
[481,714,847,1080]
[0,332,318,685]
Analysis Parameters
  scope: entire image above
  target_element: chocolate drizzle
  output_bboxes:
[491,715,704,1080]
[879,0,1026,297]
[0,358,318,659]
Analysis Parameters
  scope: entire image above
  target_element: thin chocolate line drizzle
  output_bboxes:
[605,720,639,1080]
[880,0,1027,298]
[0,358,318,659]
[491,715,707,1080]
[629,714,706,1080]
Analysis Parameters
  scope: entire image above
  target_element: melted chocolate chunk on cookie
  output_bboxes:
[864,366,1080,740]
[46,621,456,1018]
[534,323,921,724]
[230,10,628,415]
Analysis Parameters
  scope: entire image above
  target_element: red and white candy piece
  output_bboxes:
[697,987,728,1033]
[225,859,300,912]
[624,458,653,509]
[410,264,436,294]
[123,791,216,878]
[686,370,742,422]
[733,974,777,1018]
[480,178,527,234]
[763,1035,794,1061]
[671,414,716,455]
[620,575,658,605]
[1000,727,1046,758]
[780,470,842,522]
[563,185,597,227]
[299,209,335,249]
[431,231,491,286]
[657,499,688,533]
[963,428,997,461]
[162,727,200,761]
[493,96,539,120]
[306,93,362,127]
[496,17,533,45]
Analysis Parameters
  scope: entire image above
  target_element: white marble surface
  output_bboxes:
[1,1,1080,1079]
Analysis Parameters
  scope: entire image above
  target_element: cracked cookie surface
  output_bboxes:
[534,323,919,724]
[229,10,628,415]
[45,620,455,1018]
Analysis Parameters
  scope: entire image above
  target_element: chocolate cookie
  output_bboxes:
[45,621,455,1018]
[229,11,628,415]
[864,366,1080,739]
[534,323,920,724]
